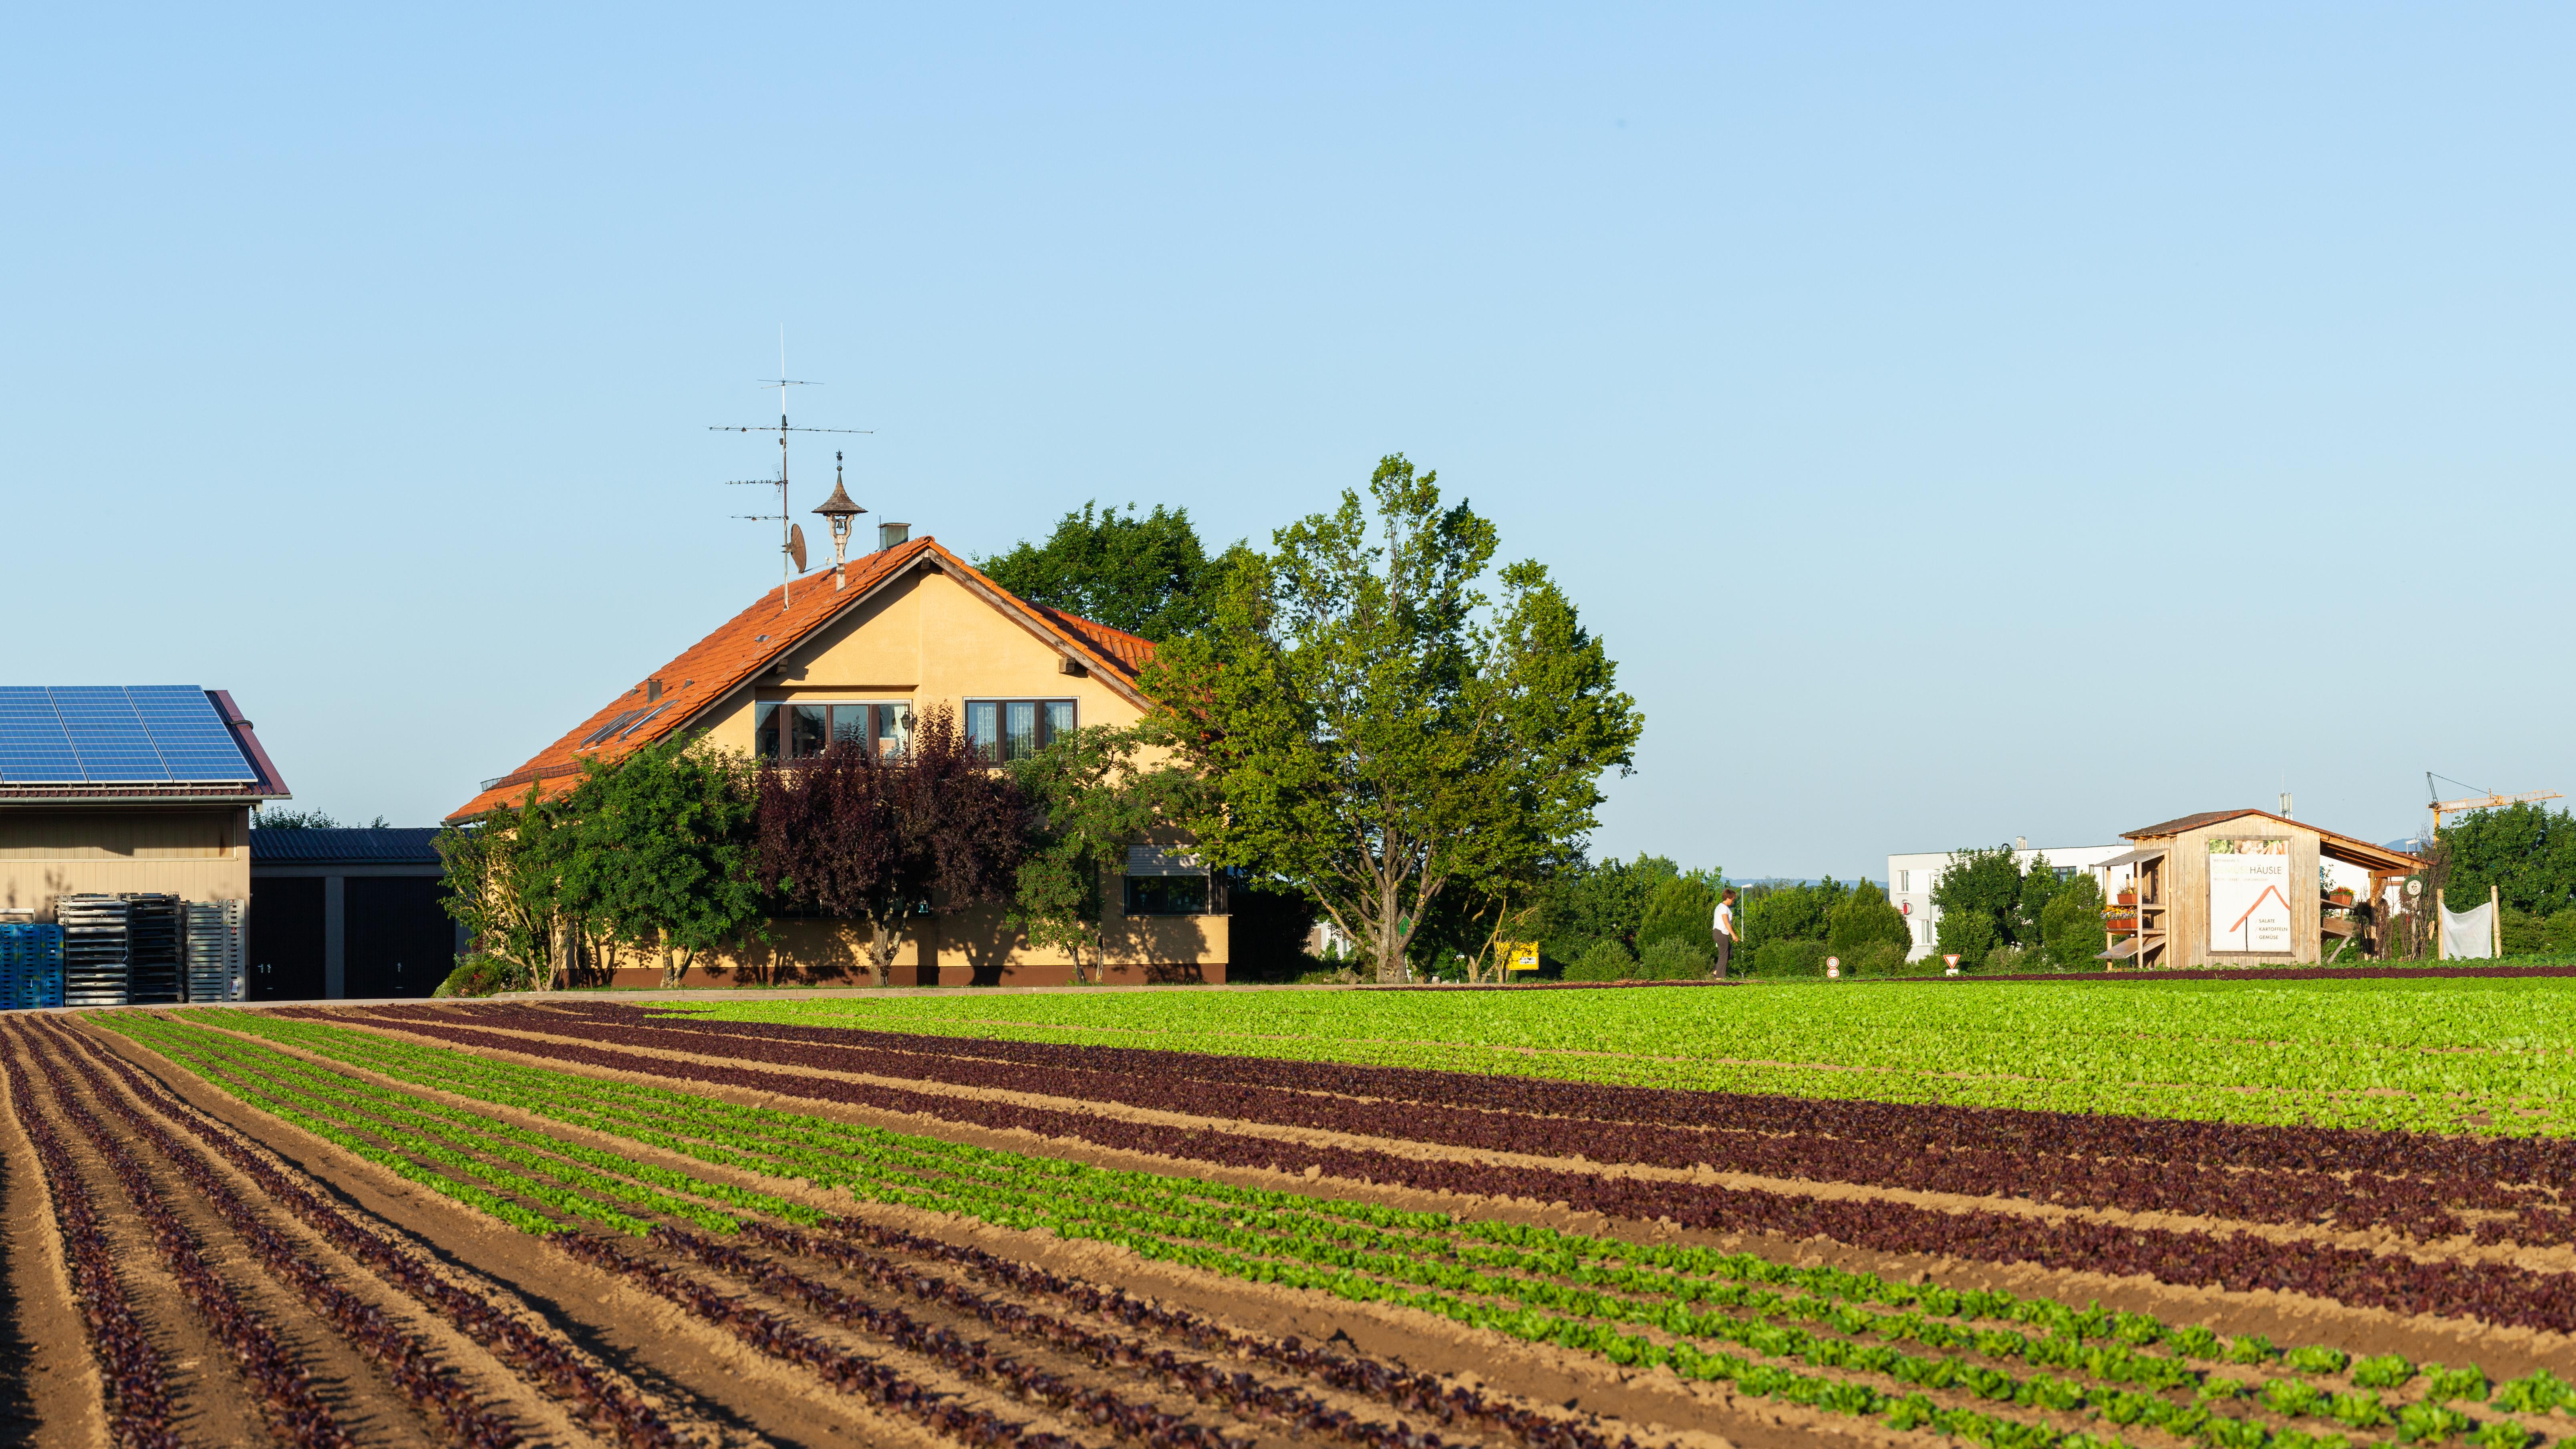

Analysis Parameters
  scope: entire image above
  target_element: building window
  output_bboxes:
[965,699,1076,763]
[756,701,914,762]
[1898,869,1910,893]
[1124,875,1210,915]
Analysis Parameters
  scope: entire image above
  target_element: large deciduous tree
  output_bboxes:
[554,734,765,988]
[1144,454,1643,983]
[755,703,1030,986]
[976,502,1226,642]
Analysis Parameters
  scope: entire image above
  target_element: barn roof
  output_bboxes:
[2122,808,2423,873]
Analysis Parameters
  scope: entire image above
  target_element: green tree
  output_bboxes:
[1636,875,1720,953]
[1144,454,1643,983]
[1827,881,1911,958]
[1738,879,1851,950]
[434,785,570,988]
[977,502,1224,641]
[553,734,765,988]
[1932,845,2023,964]
[1007,723,1210,983]
[2436,804,2576,918]
[2037,872,2107,971]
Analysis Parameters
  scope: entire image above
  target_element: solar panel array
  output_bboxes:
[0,686,258,784]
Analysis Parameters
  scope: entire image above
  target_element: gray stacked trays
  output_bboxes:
[183,901,244,1003]
[121,893,183,1005]
[1,924,67,1009]
[57,895,130,1006]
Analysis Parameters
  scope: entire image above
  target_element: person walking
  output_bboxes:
[1711,889,1737,979]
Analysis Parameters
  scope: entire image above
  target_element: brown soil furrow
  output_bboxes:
[37,1020,588,1449]
[66,1024,708,1449]
[0,1027,104,1449]
[179,1015,1670,1449]
[4,1027,293,1449]
[261,1013,2576,1378]
[54,1058,445,1449]
[92,1020,1122,1449]
[135,1019,1796,1449]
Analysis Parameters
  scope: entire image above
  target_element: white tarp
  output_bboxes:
[2207,838,2295,953]
[2441,900,2498,959]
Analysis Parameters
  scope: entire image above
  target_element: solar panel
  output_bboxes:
[51,686,169,781]
[0,686,257,785]
[0,687,83,783]
[126,685,257,781]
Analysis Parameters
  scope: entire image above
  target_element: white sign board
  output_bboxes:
[2207,838,2293,953]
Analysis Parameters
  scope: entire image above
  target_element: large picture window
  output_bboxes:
[755,701,913,762]
[965,699,1076,763]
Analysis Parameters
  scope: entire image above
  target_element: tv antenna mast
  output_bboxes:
[712,328,871,610]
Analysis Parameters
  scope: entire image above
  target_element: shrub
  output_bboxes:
[2548,911,2576,955]
[1636,876,1718,953]
[434,954,528,998]
[1827,882,1911,958]
[2502,906,2548,956]
[1837,941,1908,977]
[1752,939,1829,977]
[1638,937,1713,979]
[1981,943,2031,974]
[1564,938,1637,981]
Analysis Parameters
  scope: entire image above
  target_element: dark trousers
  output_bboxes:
[1711,933,1731,978]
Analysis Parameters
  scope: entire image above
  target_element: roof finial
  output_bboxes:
[812,448,867,588]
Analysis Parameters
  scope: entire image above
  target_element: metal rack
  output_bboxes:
[122,893,184,1005]
[57,895,130,1006]
[184,900,245,1003]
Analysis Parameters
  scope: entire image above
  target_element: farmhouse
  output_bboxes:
[2103,808,2423,969]
[446,534,1226,987]
[0,687,288,1003]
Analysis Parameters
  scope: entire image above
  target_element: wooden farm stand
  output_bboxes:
[2099,808,2423,969]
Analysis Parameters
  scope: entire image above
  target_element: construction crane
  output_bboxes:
[2425,773,2562,838]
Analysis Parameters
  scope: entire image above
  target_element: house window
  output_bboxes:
[1124,875,1210,915]
[1898,869,1910,893]
[965,699,1076,762]
[756,701,915,762]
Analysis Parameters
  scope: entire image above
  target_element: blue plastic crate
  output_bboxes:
[0,925,66,1010]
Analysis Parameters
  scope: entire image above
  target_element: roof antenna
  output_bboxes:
[711,326,872,611]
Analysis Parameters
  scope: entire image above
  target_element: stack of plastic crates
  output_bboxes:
[121,893,184,1005]
[1,924,66,1010]
[184,900,245,1003]
[58,895,130,1007]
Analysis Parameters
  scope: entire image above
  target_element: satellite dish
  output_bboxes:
[789,524,809,572]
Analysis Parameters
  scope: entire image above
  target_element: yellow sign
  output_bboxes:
[1504,941,1542,972]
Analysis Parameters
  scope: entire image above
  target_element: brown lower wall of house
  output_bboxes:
[574,905,1231,990]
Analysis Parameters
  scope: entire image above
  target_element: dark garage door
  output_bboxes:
[345,877,453,999]
[247,876,326,1000]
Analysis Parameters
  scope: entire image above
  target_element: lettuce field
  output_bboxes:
[2,979,2572,1449]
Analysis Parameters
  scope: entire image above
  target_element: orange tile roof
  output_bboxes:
[446,537,1156,823]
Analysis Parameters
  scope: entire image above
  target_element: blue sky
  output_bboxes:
[5,5,2569,876]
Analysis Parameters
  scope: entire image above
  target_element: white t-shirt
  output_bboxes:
[1713,901,1734,938]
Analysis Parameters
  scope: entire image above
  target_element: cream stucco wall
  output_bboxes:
[688,565,1148,754]
[0,807,252,919]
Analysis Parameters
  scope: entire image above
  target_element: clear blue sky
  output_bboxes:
[7,5,2570,876]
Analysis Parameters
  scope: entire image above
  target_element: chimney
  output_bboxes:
[878,521,910,552]
[646,679,663,702]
